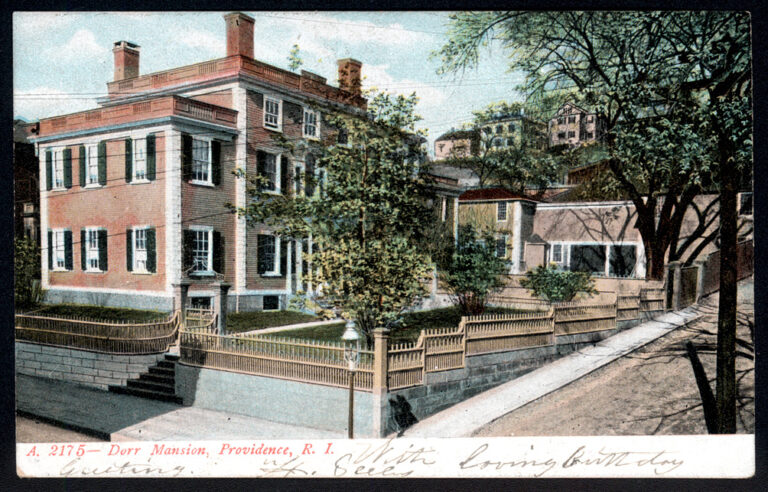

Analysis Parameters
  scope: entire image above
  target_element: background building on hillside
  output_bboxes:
[14,120,40,243]
[479,112,547,151]
[433,128,479,160]
[548,102,606,147]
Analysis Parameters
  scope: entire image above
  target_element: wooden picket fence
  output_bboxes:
[15,311,180,354]
[179,329,375,390]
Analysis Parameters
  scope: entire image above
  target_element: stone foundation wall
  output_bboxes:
[15,342,165,390]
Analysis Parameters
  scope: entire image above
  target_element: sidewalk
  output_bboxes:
[402,307,703,438]
[16,374,343,441]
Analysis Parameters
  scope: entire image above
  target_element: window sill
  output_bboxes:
[51,268,70,272]
[189,271,216,277]
[50,187,67,192]
[189,180,215,188]
[264,125,283,133]
[84,183,103,189]
[85,269,106,274]
[303,134,320,141]
[261,272,282,278]
[131,270,153,275]
[130,179,151,185]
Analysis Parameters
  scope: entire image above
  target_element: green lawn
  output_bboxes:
[227,310,321,333]
[28,304,170,322]
[271,306,525,344]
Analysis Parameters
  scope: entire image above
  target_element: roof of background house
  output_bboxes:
[435,129,479,141]
[459,187,537,202]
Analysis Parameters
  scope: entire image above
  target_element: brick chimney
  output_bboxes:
[337,58,363,96]
[224,11,254,58]
[113,41,140,81]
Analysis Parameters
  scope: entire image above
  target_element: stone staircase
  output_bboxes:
[108,354,182,404]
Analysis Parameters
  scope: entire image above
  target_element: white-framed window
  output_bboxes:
[258,234,280,276]
[264,97,282,131]
[133,228,148,272]
[53,150,65,189]
[53,229,66,270]
[497,201,507,221]
[495,235,508,258]
[191,228,213,274]
[191,138,212,185]
[86,228,101,271]
[568,115,576,123]
[303,108,319,138]
[86,144,99,186]
[441,197,447,222]
[551,243,564,264]
[133,138,147,181]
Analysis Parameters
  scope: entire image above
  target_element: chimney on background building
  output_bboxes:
[113,41,140,81]
[337,58,362,96]
[224,11,255,58]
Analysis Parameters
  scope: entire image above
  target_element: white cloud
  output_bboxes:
[257,12,432,47]
[14,87,97,121]
[176,28,224,54]
[14,12,75,37]
[363,64,448,110]
[48,29,109,61]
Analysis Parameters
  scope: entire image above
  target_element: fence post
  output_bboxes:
[372,327,390,437]
[694,260,707,303]
[216,282,231,335]
[667,261,682,311]
[173,281,190,326]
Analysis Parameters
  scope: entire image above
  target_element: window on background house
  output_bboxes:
[568,115,576,123]
[497,201,507,221]
[441,197,447,222]
[587,115,594,123]
[568,131,575,139]
[506,137,514,147]
[609,245,637,278]
[557,117,564,125]
[586,132,593,139]
[558,132,566,139]
[257,234,280,275]
[86,144,99,185]
[263,295,280,310]
[192,139,212,184]
[303,109,319,138]
[508,123,515,132]
[257,151,279,192]
[192,229,211,273]
[570,244,606,276]
[264,97,282,130]
[495,236,507,258]
[551,243,563,264]
[295,166,302,195]
[496,125,503,134]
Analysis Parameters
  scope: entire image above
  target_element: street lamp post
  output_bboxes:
[342,319,360,439]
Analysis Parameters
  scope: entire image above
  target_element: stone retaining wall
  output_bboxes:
[15,342,165,390]
[176,364,374,436]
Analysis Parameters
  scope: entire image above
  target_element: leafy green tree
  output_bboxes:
[442,225,506,315]
[15,237,43,309]
[519,264,597,303]
[287,44,303,71]
[436,11,751,282]
[233,91,435,344]
[437,10,751,433]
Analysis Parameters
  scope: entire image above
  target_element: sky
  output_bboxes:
[13,11,526,154]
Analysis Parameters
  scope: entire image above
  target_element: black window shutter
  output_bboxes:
[126,229,133,272]
[280,155,290,196]
[78,145,86,187]
[257,234,269,274]
[98,229,108,271]
[146,134,156,181]
[98,141,107,186]
[279,238,288,276]
[125,138,133,183]
[64,230,73,270]
[45,151,53,190]
[80,229,86,270]
[211,140,221,186]
[147,228,156,273]
[63,148,72,189]
[304,154,315,196]
[182,230,194,273]
[181,134,193,180]
[213,230,224,274]
[47,230,53,270]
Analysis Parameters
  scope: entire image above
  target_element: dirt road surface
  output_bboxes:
[475,279,754,436]
[16,415,105,443]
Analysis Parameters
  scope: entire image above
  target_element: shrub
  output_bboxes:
[442,225,507,315]
[519,264,597,302]
[14,238,42,309]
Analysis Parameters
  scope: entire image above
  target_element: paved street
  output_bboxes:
[474,278,754,436]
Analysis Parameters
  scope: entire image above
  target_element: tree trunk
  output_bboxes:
[715,150,739,434]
